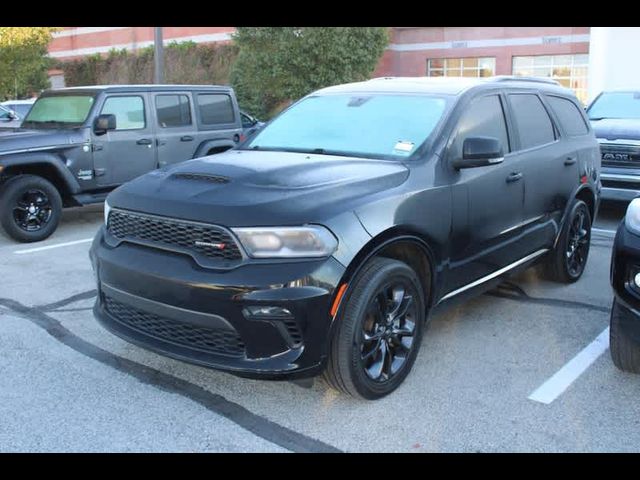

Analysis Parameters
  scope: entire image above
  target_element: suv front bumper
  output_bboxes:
[89,227,345,379]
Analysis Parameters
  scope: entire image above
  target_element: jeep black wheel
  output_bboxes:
[0,175,62,243]
[323,257,425,400]
[543,199,591,283]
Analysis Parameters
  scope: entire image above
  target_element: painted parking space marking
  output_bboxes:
[591,228,616,236]
[528,327,610,404]
[14,238,93,255]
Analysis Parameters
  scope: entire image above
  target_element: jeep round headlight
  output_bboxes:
[104,200,111,226]
[625,197,640,236]
[231,225,338,258]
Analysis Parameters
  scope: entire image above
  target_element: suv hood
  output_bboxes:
[0,128,86,154]
[591,118,640,141]
[108,150,410,227]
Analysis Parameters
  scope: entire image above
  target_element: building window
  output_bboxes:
[512,54,589,105]
[427,57,496,78]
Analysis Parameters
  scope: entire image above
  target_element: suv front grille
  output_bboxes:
[103,295,246,357]
[600,143,640,168]
[107,209,243,266]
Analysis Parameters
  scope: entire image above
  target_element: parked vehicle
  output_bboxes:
[587,91,640,202]
[0,104,21,129]
[91,76,601,399]
[1,98,36,121]
[609,197,640,372]
[240,110,265,138]
[0,85,243,242]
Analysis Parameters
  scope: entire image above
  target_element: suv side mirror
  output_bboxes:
[93,114,116,135]
[453,136,504,169]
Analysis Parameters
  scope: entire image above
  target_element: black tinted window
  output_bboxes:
[546,95,588,136]
[156,95,191,127]
[452,95,509,158]
[509,94,555,149]
[197,94,234,125]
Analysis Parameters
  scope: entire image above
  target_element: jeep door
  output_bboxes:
[153,92,198,167]
[505,92,583,251]
[92,93,157,186]
[445,92,528,293]
[191,91,241,156]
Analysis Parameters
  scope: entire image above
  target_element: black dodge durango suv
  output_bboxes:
[90,76,601,399]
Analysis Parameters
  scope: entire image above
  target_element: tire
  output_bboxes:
[610,298,640,374]
[323,257,426,400]
[0,175,62,243]
[544,199,591,283]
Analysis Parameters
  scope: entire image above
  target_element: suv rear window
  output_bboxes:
[509,94,556,150]
[546,95,589,136]
[197,94,235,125]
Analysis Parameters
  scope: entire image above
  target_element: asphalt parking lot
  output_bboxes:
[1,201,639,452]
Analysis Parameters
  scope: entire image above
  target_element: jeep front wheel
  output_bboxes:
[0,175,62,243]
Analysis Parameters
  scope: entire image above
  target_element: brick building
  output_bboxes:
[48,27,591,103]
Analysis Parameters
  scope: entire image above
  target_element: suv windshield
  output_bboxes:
[22,94,96,128]
[245,94,449,160]
[587,92,640,120]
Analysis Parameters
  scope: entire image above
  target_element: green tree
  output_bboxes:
[0,27,57,100]
[230,27,389,119]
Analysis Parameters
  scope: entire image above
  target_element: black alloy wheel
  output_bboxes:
[565,204,590,278]
[0,175,62,243]
[359,282,417,382]
[543,199,591,283]
[324,257,426,400]
[12,188,53,232]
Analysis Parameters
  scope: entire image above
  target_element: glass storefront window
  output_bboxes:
[427,57,496,79]
[512,54,589,104]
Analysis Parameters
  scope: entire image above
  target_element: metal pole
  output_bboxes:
[154,27,164,84]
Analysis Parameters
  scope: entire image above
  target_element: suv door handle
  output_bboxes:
[136,138,153,145]
[180,135,194,142]
[564,156,577,166]
[506,172,523,183]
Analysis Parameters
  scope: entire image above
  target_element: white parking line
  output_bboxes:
[13,238,93,255]
[528,327,610,404]
[591,227,616,235]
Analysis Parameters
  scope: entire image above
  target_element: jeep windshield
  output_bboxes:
[22,94,96,129]
[244,94,450,160]
[588,92,640,120]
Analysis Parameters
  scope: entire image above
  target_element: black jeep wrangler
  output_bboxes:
[0,85,243,242]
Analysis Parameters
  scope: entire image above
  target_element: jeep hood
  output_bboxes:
[591,118,640,142]
[0,128,86,154]
[108,150,410,227]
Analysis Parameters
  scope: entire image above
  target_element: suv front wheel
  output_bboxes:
[324,257,426,400]
[0,175,62,243]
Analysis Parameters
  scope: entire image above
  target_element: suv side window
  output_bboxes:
[101,96,145,130]
[508,94,556,149]
[546,95,589,136]
[197,93,235,125]
[156,94,191,128]
[450,94,510,159]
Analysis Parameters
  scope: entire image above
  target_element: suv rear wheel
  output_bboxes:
[323,257,426,400]
[0,175,62,243]
[543,199,591,283]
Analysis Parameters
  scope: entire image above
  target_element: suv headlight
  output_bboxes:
[231,225,338,258]
[104,200,111,226]
[625,198,640,236]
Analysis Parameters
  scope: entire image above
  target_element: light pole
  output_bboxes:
[154,27,164,84]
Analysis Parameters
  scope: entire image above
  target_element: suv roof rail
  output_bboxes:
[489,75,561,86]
